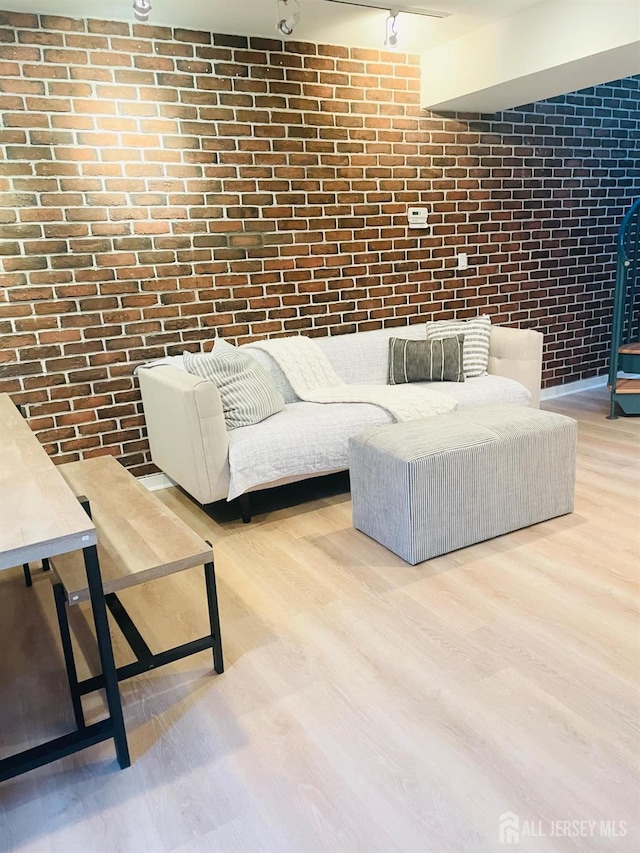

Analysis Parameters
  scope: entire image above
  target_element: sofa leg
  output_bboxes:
[239,494,251,524]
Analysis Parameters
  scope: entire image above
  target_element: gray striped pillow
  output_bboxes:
[425,315,491,378]
[184,341,285,430]
[388,335,465,385]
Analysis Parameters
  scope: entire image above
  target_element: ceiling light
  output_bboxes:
[385,9,400,49]
[276,0,301,36]
[132,0,152,22]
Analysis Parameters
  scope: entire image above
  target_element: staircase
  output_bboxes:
[608,197,640,418]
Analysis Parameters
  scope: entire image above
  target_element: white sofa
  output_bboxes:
[138,323,543,517]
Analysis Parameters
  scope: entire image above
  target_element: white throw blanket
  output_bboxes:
[246,336,457,421]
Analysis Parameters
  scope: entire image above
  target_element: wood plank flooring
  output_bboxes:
[0,388,638,853]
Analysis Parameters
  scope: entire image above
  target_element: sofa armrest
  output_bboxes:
[488,326,544,408]
[138,365,230,504]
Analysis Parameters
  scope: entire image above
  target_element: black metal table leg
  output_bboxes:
[204,560,224,674]
[0,721,115,783]
[22,558,49,588]
[53,582,85,730]
[83,544,130,769]
[0,547,129,782]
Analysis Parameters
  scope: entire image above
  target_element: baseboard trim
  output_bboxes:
[540,374,607,401]
[139,472,176,492]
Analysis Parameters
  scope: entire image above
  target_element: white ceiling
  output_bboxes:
[4,0,635,110]
[423,0,640,111]
[1,0,545,52]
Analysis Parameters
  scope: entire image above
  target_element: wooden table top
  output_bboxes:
[51,456,213,603]
[0,394,97,572]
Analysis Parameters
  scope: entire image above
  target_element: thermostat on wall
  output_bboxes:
[408,207,429,229]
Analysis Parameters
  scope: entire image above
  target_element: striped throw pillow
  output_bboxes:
[425,315,491,378]
[388,335,465,385]
[184,341,285,430]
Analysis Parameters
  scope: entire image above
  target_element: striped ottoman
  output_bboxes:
[349,405,577,565]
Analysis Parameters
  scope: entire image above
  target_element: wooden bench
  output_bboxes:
[49,456,223,729]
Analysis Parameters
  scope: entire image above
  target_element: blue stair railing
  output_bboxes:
[608,197,640,418]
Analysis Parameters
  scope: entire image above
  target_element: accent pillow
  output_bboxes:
[388,335,465,385]
[425,315,491,378]
[183,340,285,430]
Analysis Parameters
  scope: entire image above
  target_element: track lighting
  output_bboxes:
[324,1,448,20]
[132,0,152,22]
[385,9,400,49]
[276,0,301,36]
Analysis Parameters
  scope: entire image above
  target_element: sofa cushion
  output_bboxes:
[226,401,393,500]
[316,324,427,385]
[241,325,429,401]
[388,335,464,384]
[435,374,531,407]
[184,341,285,429]
[425,316,491,378]
[225,374,530,500]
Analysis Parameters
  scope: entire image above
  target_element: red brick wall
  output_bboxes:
[1,11,638,474]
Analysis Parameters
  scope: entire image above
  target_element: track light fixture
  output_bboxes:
[324,0,448,17]
[385,9,399,49]
[132,0,152,22]
[323,2,449,50]
[276,0,301,36]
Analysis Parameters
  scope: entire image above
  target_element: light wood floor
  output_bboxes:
[1,388,638,853]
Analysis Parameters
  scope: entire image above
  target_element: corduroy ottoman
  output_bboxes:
[349,404,577,565]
